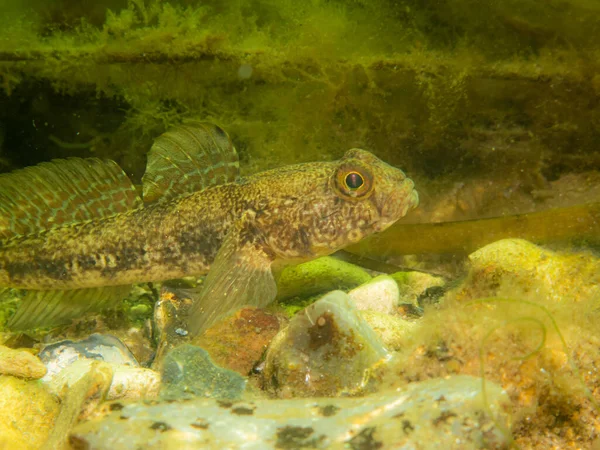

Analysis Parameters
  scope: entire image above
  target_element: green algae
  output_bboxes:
[1,0,600,188]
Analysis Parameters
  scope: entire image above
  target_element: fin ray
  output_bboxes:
[0,158,141,239]
[7,285,131,330]
[187,214,277,337]
[142,121,239,203]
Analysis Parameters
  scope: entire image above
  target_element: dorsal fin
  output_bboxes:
[142,121,239,203]
[0,158,142,240]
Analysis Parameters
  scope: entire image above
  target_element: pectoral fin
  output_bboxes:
[186,215,277,337]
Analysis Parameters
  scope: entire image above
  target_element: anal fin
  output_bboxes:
[7,285,131,330]
[187,214,277,337]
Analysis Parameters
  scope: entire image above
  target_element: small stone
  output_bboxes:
[0,344,47,379]
[109,366,161,400]
[264,290,389,397]
[348,275,400,314]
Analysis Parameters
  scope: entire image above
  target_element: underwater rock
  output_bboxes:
[348,274,399,314]
[0,375,60,449]
[360,310,418,351]
[276,256,371,301]
[193,307,282,375]
[39,333,139,380]
[38,333,159,401]
[46,360,114,449]
[391,271,446,307]
[161,344,246,400]
[70,375,512,450]
[461,238,600,304]
[0,344,47,379]
[44,358,160,401]
[264,290,389,397]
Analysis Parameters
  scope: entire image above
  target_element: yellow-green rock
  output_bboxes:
[276,256,371,301]
[0,376,60,449]
[0,345,47,379]
[460,238,600,304]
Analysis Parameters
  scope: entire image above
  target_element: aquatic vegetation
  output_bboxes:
[385,240,600,448]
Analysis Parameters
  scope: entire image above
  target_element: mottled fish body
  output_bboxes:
[0,122,418,334]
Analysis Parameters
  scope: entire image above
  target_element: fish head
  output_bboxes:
[255,148,418,260]
[325,148,419,244]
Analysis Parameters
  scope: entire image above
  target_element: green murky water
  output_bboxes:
[1,1,600,448]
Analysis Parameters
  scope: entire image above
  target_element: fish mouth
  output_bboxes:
[408,189,419,210]
[381,181,419,222]
[400,188,419,217]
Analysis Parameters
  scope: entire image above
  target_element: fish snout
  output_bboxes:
[381,177,419,221]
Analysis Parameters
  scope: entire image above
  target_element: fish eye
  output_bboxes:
[334,161,374,200]
[344,172,364,190]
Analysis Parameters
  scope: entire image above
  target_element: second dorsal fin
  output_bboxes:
[142,121,240,203]
[0,158,142,240]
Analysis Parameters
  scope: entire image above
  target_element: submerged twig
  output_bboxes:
[347,202,600,257]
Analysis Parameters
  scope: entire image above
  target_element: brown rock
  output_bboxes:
[193,307,282,375]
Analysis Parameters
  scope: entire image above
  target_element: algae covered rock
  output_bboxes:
[264,290,389,397]
[276,256,371,301]
[360,310,418,351]
[161,344,246,400]
[0,375,60,449]
[0,344,47,379]
[460,238,600,304]
[70,375,512,450]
